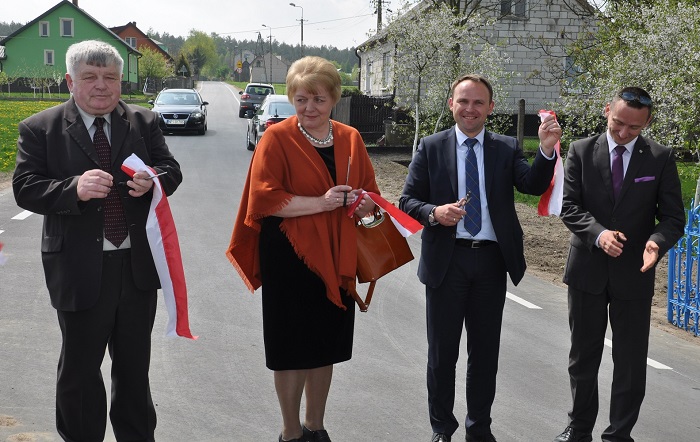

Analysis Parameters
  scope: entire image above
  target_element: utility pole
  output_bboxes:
[290,3,304,57]
[262,24,273,82]
[376,0,383,32]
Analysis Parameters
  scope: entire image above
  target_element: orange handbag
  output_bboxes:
[351,211,414,312]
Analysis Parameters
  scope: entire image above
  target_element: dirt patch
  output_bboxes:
[367,148,697,344]
[0,415,19,427]
[0,172,11,192]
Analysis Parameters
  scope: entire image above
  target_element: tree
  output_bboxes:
[561,0,700,154]
[180,31,218,77]
[139,46,174,84]
[385,2,512,154]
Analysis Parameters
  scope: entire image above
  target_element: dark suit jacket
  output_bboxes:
[561,133,684,299]
[399,127,556,288]
[13,98,182,311]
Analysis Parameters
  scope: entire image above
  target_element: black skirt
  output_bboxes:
[259,216,355,371]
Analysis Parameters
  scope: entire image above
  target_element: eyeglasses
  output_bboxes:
[618,91,653,107]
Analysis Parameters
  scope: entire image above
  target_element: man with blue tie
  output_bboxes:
[553,87,685,442]
[400,74,561,442]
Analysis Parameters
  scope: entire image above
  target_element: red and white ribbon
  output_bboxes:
[0,242,7,266]
[537,110,564,217]
[121,154,196,339]
[347,191,423,237]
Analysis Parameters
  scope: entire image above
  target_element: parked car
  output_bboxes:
[239,82,275,118]
[246,94,295,151]
[149,88,208,135]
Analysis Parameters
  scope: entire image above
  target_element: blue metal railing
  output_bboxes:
[668,201,700,337]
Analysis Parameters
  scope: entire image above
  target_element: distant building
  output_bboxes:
[110,21,174,63]
[357,0,596,113]
[0,0,140,91]
[249,52,290,84]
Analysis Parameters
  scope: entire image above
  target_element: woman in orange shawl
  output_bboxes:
[226,56,379,442]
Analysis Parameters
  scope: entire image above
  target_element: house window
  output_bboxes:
[39,21,50,37]
[365,60,372,93]
[125,37,137,48]
[382,52,391,88]
[564,56,584,93]
[60,18,74,37]
[44,50,55,66]
[501,0,527,17]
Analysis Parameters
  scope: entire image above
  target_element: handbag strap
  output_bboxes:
[348,281,376,312]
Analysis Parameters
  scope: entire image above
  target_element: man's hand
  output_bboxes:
[600,229,626,258]
[641,240,660,272]
[77,169,113,201]
[126,172,155,198]
[537,114,562,156]
[434,202,467,226]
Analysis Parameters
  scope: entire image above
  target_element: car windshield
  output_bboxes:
[268,102,295,116]
[156,92,200,105]
[247,86,273,95]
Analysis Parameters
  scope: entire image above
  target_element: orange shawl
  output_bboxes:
[226,116,380,309]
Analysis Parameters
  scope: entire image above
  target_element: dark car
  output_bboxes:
[246,94,295,150]
[238,82,275,118]
[149,88,208,135]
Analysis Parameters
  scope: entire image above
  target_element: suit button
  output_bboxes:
[96,238,101,242]
[97,206,102,212]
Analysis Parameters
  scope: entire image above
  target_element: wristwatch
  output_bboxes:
[428,206,438,226]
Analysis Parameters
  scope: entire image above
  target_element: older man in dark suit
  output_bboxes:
[13,40,182,441]
[553,87,685,442]
[400,74,561,442]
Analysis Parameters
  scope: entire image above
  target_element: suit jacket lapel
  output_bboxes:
[482,131,498,198]
[619,136,650,201]
[443,129,459,198]
[110,103,129,166]
[64,98,101,168]
[593,134,615,204]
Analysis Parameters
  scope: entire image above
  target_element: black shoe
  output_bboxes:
[432,433,451,442]
[302,425,331,442]
[465,432,497,442]
[553,426,593,442]
[278,433,306,442]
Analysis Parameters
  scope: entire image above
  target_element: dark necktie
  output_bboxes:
[463,138,481,235]
[93,117,128,247]
[612,145,626,201]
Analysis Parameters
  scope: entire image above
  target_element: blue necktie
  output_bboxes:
[463,138,481,235]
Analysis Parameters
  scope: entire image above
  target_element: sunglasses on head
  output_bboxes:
[618,91,653,107]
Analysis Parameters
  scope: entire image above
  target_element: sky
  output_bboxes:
[7,0,383,50]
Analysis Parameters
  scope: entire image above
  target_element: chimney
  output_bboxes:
[73,0,79,6]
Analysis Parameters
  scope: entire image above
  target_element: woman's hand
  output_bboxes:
[321,185,353,212]
[351,190,376,218]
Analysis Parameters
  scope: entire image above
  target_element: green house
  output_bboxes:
[0,0,140,90]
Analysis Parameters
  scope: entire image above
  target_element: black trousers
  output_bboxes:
[567,286,652,442]
[55,250,158,442]
[426,243,507,438]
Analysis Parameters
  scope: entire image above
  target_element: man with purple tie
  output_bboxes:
[554,87,685,442]
[400,74,561,442]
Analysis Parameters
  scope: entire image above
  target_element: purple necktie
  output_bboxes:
[93,117,128,247]
[463,138,481,235]
[612,145,626,201]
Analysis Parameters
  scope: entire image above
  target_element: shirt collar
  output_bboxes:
[455,126,485,147]
[75,104,112,129]
[606,131,636,154]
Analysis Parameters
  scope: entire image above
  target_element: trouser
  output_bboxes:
[56,250,158,442]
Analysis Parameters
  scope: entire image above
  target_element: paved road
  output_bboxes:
[1,81,699,441]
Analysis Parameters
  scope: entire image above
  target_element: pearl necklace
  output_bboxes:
[298,121,333,145]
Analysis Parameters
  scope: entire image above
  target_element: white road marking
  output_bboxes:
[604,338,672,370]
[12,210,32,220]
[222,81,241,104]
[0,229,4,235]
[506,291,542,309]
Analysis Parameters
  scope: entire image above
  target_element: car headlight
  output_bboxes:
[191,111,203,119]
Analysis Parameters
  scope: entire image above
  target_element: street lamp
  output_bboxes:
[289,2,304,57]
[262,24,273,82]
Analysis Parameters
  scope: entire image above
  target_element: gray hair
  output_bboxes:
[66,40,124,78]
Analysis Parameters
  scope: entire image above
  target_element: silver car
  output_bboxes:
[246,94,295,150]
